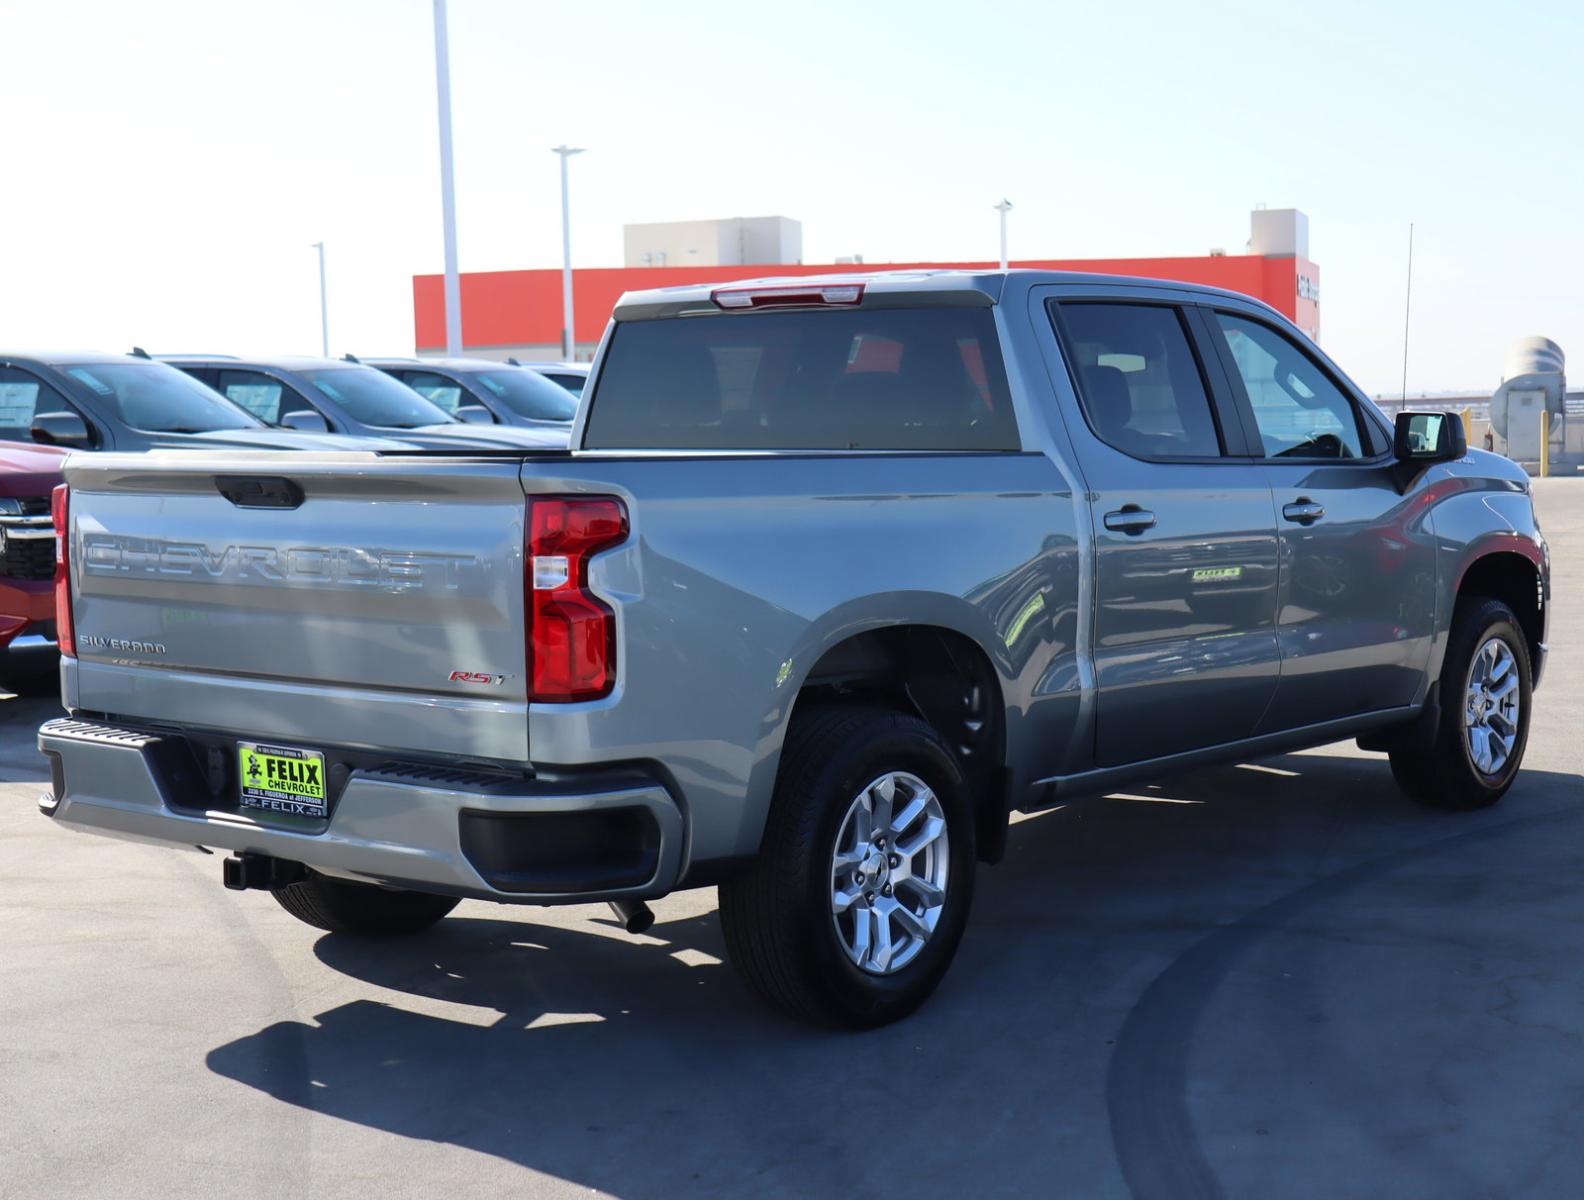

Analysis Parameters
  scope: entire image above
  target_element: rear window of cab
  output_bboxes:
[583,307,1018,451]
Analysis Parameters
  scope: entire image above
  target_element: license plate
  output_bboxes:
[238,742,328,817]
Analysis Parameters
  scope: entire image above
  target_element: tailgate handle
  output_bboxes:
[215,475,305,510]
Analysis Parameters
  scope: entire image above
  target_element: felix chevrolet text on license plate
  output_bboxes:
[238,742,328,817]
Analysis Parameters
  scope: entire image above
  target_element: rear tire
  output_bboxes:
[1389,597,1532,811]
[718,705,976,1028]
[271,871,460,936]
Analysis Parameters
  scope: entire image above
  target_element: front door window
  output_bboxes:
[1212,313,1366,459]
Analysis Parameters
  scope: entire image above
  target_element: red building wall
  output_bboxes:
[413,254,1318,352]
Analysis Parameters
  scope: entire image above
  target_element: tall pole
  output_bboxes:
[433,0,462,356]
[552,145,585,361]
[1400,222,1414,402]
[312,241,329,357]
[994,199,1013,270]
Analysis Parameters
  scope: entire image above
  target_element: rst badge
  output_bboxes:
[449,670,506,685]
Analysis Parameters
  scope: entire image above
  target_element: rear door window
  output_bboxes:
[584,307,1019,451]
[1053,303,1225,459]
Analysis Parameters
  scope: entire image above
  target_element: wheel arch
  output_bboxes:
[1453,546,1546,681]
[748,599,1017,866]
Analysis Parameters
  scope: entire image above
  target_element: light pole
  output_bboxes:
[311,241,329,357]
[994,199,1013,270]
[433,0,462,356]
[1400,222,1414,402]
[552,145,585,362]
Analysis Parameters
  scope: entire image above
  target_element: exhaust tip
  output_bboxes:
[608,899,655,935]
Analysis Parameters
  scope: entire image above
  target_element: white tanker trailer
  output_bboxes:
[1489,336,1566,464]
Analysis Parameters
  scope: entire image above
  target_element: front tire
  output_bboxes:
[719,705,976,1028]
[1390,597,1532,811]
[271,871,460,936]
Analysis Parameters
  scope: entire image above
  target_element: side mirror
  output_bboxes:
[280,410,332,433]
[455,404,495,425]
[30,411,93,449]
[1394,411,1466,463]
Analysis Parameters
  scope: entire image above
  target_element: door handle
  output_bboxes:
[1103,506,1156,534]
[1282,498,1326,524]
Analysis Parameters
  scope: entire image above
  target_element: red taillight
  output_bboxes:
[51,483,75,657]
[711,282,865,309]
[527,496,628,701]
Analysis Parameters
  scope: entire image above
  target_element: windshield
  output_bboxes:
[300,367,455,429]
[471,369,578,421]
[63,362,260,433]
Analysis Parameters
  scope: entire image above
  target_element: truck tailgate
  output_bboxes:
[64,453,531,763]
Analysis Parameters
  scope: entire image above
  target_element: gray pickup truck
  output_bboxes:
[38,271,1549,1027]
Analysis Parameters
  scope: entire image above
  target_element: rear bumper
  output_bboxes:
[37,717,685,904]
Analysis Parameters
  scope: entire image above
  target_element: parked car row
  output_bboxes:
[161,355,565,449]
[0,348,584,682]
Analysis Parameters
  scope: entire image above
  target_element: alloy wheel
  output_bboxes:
[829,771,950,975]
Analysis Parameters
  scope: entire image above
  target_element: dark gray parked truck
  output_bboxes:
[38,271,1549,1026]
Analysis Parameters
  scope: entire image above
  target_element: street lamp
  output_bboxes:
[994,199,1013,270]
[552,145,585,362]
[433,0,462,356]
[311,241,329,357]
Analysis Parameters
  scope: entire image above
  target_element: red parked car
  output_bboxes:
[0,442,68,685]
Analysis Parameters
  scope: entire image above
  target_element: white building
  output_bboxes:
[623,216,803,268]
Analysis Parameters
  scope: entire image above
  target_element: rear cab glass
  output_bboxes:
[583,307,1019,451]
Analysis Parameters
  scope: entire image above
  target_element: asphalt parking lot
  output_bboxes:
[1,479,1579,1200]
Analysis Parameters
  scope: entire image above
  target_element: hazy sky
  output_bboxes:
[2,0,1579,395]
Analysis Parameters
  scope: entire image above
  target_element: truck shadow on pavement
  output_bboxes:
[205,750,1584,1198]
[0,693,63,781]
